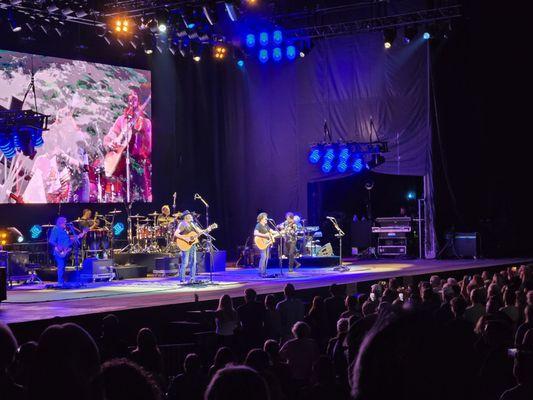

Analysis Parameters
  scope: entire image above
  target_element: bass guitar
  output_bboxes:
[175,223,218,251]
[53,228,89,258]
[104,94,151,177]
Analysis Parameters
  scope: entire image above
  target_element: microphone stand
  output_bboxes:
[194,195,214,283]
[328,217,349,272]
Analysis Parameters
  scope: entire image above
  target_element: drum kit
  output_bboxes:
[72,209,122,258]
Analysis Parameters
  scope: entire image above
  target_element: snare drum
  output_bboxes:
[136,225,152,240]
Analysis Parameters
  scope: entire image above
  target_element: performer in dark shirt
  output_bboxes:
[48,216,72,287]
[254,212,277,277]
[174,210,199,283]
[78,208,97,230]
[278,212,301,272]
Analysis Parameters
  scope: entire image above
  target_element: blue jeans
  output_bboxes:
[55,255,66,285]
[180,245,197,282]
[258,248,269,276]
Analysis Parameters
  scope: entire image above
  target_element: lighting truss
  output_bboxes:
[309,140,388,155]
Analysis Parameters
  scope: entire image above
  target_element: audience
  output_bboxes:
[3,265,533,400]
[276,283,305,341]
[215,294,239,347]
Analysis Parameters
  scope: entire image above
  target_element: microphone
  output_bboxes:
[326,216,335,220]
[194,193,200,200]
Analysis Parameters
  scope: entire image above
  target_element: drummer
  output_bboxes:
[78,208,98,230]
[157,205,174,226]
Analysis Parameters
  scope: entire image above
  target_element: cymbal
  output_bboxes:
[42,224,54,228]
[172,212,183,217]
[71,218,84,222]
[129,214,144,219]
[107,209,122,214]
[148,212,160,216]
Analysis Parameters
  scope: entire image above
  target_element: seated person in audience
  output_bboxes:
[208,347,235,380]
[340,295,359,320]
[515,305,533,348]
[464,288,486,325]
[205,365,270,400]
[97,314,129,362]
[167,353,207,400]
[264,339,292,397]
[101,358,162,400]
[298,356,346,400]
[130,327,164,387]
[0,322,25,400]
[264,294,282,341]
[324,284,347,337]
[326,318,350,387]
[500,289,520,325]
[245,349,284,400]
[276,284,305,342]
[500,344,533,400]
[215,295,239,347]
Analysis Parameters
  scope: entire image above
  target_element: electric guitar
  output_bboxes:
[53,228,89,258]
[104,94,151,177]
[175,223,218,251]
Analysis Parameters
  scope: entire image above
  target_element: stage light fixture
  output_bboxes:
[383,28,396,49]
[286,45,296,60]
[323,148,335,162]
[352,157,364,172]
[321,161,333,174]
[202,3,218,26]
[225,1,239,22]
[308,148,321,164]
[366,154,385,169]
[237,59,245,68]
[246,33,255,47]
[273,30,283,45]
[403,26,418,44]
[158,23,167,33]
[337,160,348,173]
[272,47,282,62]
[406,191,417,200]
[213,44,227,60]
[258,49,268,63]
[114,18,130,33]
[423,32,431,40]
[193,55,201,62]
[259,32,268,46]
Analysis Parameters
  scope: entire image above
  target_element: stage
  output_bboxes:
[1,257,531,326]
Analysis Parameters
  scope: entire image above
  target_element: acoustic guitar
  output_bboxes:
[175,223,218,251]
[104,95,151,178]
[254,231,283,251]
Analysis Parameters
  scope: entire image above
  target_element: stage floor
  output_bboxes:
[1,258,531,325]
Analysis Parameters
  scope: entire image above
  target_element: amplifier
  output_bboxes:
[378,246,407,256]
[81,258,115,282]
[454,232,479,258]
[198,250,227,273]
[153,257,180,276]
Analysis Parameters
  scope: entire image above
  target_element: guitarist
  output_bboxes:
[254,212,277,278]
[174,210,199,284]
[48,216,72,287]
[104,89,152,201]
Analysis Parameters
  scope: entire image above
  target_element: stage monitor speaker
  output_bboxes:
[454,232,479,258]
[351,220,373,249]
[198,251,226,273]
[0,267,6,302]
[81,258,115,276]
[0,251,31,277]
[317,243,334,256]
[154,257,180,275]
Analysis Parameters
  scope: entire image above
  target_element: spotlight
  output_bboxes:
[352,157,364,172]
[193,55,201,62]
[286,45,296,60]
[237,59,245,68]
[272,47,282,62]
[323,148,335,162]
[321,161,333,174]
[259,32,268,46]
[213,44,227,60]
[383,28,396,49]
[114,18,130,33]
[245,33,255,47]
[158,23,167,33]
[191,42,203,62]
[406,191,417,201]
[423,32,431,40]
[308,148,321,164]
[403,26,418,44]
[258,49,268,63]
[273,30,283,45]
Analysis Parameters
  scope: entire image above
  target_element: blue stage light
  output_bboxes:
[259,32,269,46]
[272,47,282,62]
[339,147,349,160]
[187,23,196,29]
[323,148,335,162]
[30,224,43,239]
[321,161,333,173]
[423,32,430,40]
[237,59,245,68]
[308,148,321,164]
[337,160,348,173]
[352,157,364,172]
[259,49,269,63]
[113,222,125,236]
[246,34,256,47]
[286,45,296,60]
[273,30,283,45]
[406,191,417,200]
[0,134,16,159]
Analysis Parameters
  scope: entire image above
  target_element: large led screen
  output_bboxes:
[0,49,152,204]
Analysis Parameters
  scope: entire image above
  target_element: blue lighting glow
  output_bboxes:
[423,32,430,40]
[259,49,269,63]
[273,30,283,44]
[321,161,333,173]
[286,45,296,60]
[0,134,16,159]
[259,32,269,46]
[309,148,321,164]
[352,157,364,172]
[337,160,348,173]
[237,59,245,68]
[30,224,43,239]
[187,23,196,29]
[323,148,335,162]
[113,222,125,236]
[246,34,256,47]
[406,191,417,200]
[339,147,349,160]
[272,47,282,62]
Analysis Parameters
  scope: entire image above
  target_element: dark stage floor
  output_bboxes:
[1,258,531,326]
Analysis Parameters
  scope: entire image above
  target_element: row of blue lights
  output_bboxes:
[246,30,283,48]
[309,147,365,174]
[258,46,297,63]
